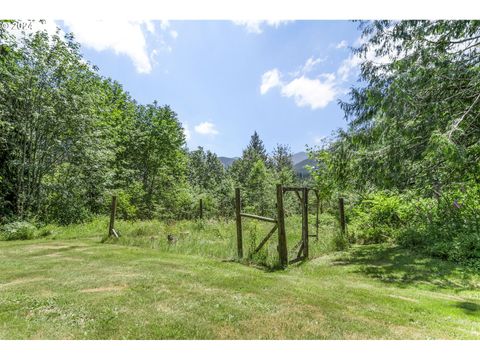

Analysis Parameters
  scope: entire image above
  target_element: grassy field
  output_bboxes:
[0,217,479,339]
[102,213,340,267]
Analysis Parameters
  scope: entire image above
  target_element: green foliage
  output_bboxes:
[308,20,480,264]
[186,147,233,218]
[242,160,275,216]
[349,192,406,244]
[397,183,480,263]
[0,24,188,225]
[337,20,480,191]
[345,184,480,264]
[0,221,36,240]
[229,133,305,218]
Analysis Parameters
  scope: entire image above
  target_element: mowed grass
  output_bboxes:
[0,217,479,339]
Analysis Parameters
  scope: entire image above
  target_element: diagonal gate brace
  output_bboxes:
[253,224,278,254]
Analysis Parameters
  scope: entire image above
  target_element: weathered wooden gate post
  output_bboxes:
[276,184,288,267]
[302,187,309,258]
[235,188,243,259]
[339,197,346,235]
[108,195,117,237]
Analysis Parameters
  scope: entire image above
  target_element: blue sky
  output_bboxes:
[57,20,363,157]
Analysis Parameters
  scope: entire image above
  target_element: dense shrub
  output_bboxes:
[0,221,37,241]
[397,184,480,262]
[345,183,480,263]
[348,191,407,244]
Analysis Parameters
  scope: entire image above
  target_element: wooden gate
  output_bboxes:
[282,186,319,264]
[235,184,320,268]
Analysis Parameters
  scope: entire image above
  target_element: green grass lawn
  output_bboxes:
[0,218,479,339]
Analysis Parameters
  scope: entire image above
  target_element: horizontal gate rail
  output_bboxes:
[240,213,277,223]
[283,186,305,192]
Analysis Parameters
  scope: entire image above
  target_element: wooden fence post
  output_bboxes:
[235,188,243,259]
[276,184,288,267]
[339,197,346,235]
[315,190,320,241]
[108,195,117,237]
[302,188,309,258]
[199,198,203,219]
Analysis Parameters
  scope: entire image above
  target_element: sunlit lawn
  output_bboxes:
[0,218,479,339]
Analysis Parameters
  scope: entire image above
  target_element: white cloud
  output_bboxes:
[194,122,219,136]
[261,66,339,110]
[259,32,397,110]
[233,20,291,34]
[63,20,153,74]
[260,68,282,94]
[281,74,338,110]
[61,20,179,74]
[336,40,348,49]
[144,20,155,34]
[160,20,170,30]
[313,135,326,144]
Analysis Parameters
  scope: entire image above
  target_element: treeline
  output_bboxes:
[0,22,307,226]
[190,133,307,219]
[310,21,480,263]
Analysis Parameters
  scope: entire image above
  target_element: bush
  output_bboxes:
[348,191,406,244]
[1,221,37,241]
[397,183,480,263]
[37,224,56,237]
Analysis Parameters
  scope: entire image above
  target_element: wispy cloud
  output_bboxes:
[336,40,348,49]
[301,57,325,74]
[233,20,291,34]
[194,121,219,136]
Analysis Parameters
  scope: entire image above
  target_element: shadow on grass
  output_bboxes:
[455,301,480,315]
[26,245,85,257]
[332,244,479,291]
[222,258,286,273]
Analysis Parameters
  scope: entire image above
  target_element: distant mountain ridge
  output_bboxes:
[291,151,308,165]
[294,158,317,177]
[218,156,239,168]
[219,151,316,176]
